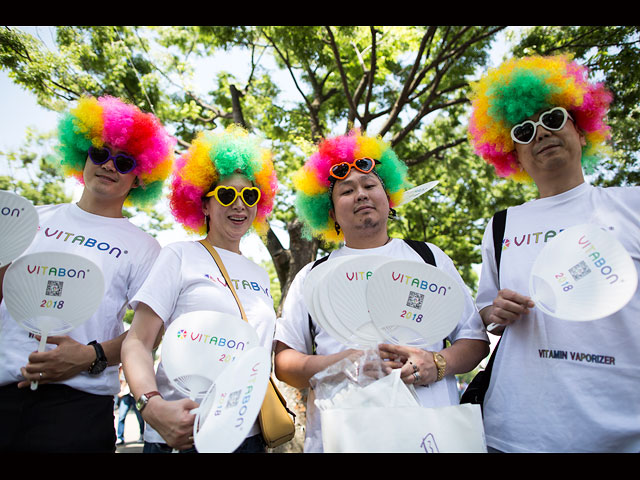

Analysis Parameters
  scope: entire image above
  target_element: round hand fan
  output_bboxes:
[161,311,260,401]
[395,181,439,207]
[193,346,271,453]
[366,259,463,347]
[2,251,105,389]
[324,255,392,346]
[529,223,637,321]
[303,256,358,346]
[0,191,39,267]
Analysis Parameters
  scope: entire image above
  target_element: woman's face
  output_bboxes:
[203,174,258,251]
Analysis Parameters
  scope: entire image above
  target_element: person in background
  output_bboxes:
[121,126,279,453]
[273,130,489,452]
[468,54,640,453]
[116,366,144,445]
[0,95,174,452]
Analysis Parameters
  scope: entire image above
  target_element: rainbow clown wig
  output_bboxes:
[293,129,410,244]
[468,55,613,182]
[169,126,278,236]
[57,95,175,207]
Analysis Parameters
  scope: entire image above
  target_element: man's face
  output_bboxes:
[82,144,138,203]
[513,108,586,181]
[330,170,389,236]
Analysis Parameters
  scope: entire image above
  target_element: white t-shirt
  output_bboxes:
[0,203,160,396]
[275,238,488,452]
[476,182,640,453]
[130,241,276,444]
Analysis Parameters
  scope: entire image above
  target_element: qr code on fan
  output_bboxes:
[225,389,241,408]
[45,280,63,297]
[406,291,424,309]
[569,261,591,281]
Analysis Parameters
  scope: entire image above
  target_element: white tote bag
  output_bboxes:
[321,403,487,453]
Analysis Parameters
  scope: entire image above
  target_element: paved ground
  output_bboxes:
[114,408,144,453]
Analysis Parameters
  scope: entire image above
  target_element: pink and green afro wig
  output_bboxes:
[169,125,278,236]
[468,55,613,182]
[57,95,176,207]
[292,129,410,244]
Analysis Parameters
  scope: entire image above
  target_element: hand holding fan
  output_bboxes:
[2,251,105,390]
[0,191,39,267]
[161,311,260,401]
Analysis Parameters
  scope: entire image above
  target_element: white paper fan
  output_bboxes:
[193,346,271,453]
[529,223,637,321]
[161,311,260,400]
[2,251,105,389]
[0,191,39,267]
[303,256,358,346]
[367,260,463,347]
[324,255,392,346]
[396,181,439,207]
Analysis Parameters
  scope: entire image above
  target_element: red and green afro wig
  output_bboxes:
[169,125,278,236]
[292,129,410,244]
[57,95,176,207]
[468,55,613,182]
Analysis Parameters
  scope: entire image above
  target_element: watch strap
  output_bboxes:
[138,391,162,411]
[433,352,446,381]
[88,340,107,373]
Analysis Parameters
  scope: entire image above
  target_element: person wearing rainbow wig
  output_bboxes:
[122,126,279,453]
[0,95,174,453]
[274,130,489,452]
[469,55,640,453]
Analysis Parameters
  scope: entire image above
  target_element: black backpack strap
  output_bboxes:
[403,239,436,267]
[492,209,507,279]
[460,209,507,411]
[308,255,330,355]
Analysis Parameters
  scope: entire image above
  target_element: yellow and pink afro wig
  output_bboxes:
[293,129,409,244]
[468,55,613,182]
[169,125,278,236]
[57,95,176,207]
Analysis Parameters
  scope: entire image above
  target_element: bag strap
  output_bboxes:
[492,209,507,282]
[198,239,248,322]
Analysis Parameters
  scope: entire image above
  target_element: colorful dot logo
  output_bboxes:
[176,329,187,339]
[502,238,510,251]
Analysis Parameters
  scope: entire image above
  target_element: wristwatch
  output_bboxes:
[432,352,447,381]
[136,391,162,412]
[88,340,108,375]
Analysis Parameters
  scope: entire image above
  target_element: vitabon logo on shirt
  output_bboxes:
[41,226,127,258]
[502,228,565,251]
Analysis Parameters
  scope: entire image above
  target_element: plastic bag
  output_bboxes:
[310,349,420,411]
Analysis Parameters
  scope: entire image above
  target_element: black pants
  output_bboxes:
[0,383,116,453]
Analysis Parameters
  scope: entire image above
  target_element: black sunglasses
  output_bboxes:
[88,146,137,174]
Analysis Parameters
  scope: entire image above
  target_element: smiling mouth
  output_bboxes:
[228,215,247,224]
[96,173,117,182]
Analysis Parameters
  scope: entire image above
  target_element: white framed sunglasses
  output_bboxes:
[510,107,574,145]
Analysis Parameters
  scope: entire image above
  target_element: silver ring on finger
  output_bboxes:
[413,372,421,384]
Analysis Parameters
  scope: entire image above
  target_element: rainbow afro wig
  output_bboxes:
[293,129,410,244]
[169,125,278,236]
[57,95,176,207]
[468,55,613,182]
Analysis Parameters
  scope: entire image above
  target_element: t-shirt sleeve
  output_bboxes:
[275,263,314,354]
[429,244,488,344]
[130,244,183,322]
[126,236,162,306]
[475,218,500,312]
